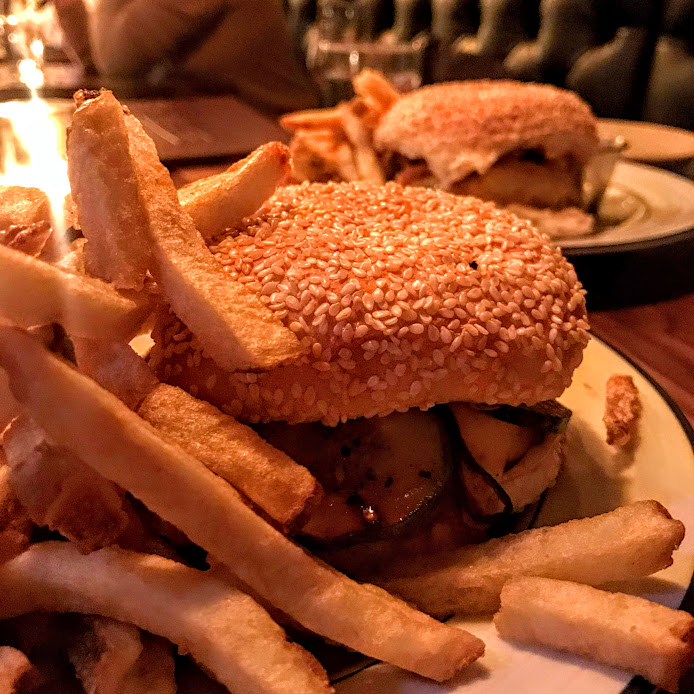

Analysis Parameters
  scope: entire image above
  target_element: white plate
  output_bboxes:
[334,336,694,694]
[597,119,694,163]
[560,161,694,252]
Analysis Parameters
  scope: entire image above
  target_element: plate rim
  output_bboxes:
[589,333,694,694]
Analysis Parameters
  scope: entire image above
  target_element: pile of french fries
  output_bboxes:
[0,88,691,693]
[280,69,400,184]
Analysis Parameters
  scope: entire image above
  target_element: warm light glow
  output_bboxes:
[0,1,70,246]
[0,97,70,237]
[30,38,43,58]
[17,58,44,90]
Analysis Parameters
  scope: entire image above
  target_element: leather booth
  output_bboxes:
[285,0,694,129]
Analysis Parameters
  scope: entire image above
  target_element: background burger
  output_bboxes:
[149,180,589,575]
[283,77,600,238]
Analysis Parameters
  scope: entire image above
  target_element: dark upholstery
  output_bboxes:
[502,0,661,118]
[643,0,694,129]
[287,0,694,127]
[430,0,479,45]
[390,0,432,40]
[453,0,539,61]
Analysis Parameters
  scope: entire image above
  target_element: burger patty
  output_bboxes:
[390,150,584,210]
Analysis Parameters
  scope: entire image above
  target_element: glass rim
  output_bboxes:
[315,36,429,55]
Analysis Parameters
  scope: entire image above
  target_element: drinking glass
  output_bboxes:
[308,34,428,106]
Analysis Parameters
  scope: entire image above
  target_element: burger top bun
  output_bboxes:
[374,81,599,189]
[150,182,589,426]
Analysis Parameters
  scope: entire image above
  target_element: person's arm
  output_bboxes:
[90,0,227,75]
[53,0,96,72]
[181,0,318,113]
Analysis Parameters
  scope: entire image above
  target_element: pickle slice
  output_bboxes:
[255,409,454,549]
[473,400,571,434]
[449,402,545,520]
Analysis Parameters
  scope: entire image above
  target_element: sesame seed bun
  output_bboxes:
[149,182,589,426]
[374,81,599,189]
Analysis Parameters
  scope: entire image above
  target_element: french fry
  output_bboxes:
[137,384,321,531]
[604,374,641,447]
[73,338,158,409]
[0,244,151,342]
[378,500,685,616]
[0,327,485,681]
[113,498,182,562]
[494,577,694,693]
[69,616,144,694]
[0,543,333,694]
[122,634,176,694]
[332,141,362,181]
[352,69,400,113]
[178,142,291,242]
[70,619,176,694]
[56,237,86,275]
[0,462,33,565]
[279,108,344,132]
[0,186,51,229]
[69,90,301,371]
[3,414,129,552]
[288,129,360,183]
[0,221,51,258]
[338,104,385,184]
[67,91,155,290]
[0,646,34,694]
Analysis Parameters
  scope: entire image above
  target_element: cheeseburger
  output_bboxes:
[150,181,589,573]
[284,77,600,238]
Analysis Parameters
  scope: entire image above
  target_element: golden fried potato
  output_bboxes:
[0,186,51,230]
[73,339,158,410]
[378,500,685,616]
[138,384,321,531]
[178,142,291,242]
[67,92,154,290]
[0,543,333,694]
[352,69,400,114]
[3,415,129,552]
[0,645,34,693]
[0,327,485,681]
[0,243,152,342]
[604,374,641,447]
[69,616,143,694]
[0,462,33,566]
[495,577,694,693]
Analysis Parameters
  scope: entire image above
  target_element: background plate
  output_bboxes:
[334,336,694,693]
[561,161,694,252]
[597,119,694,164]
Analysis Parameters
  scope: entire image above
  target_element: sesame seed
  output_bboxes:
[336,307,352,322]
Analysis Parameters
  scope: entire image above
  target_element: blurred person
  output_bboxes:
[53,0,97,73]
[54,0,319,114]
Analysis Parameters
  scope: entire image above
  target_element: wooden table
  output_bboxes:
[591,294,694,427]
